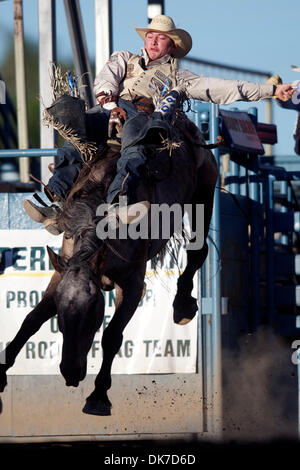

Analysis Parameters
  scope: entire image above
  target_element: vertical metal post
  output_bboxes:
[287,183,293,245]
[239,165,247,197]
[265,174,276,324]
[38,0,56,184]
[280,180,288,246]
[229,107,241,197]
[298,348,300,440]
[265,99,273,156]
[95,0,112,75]
[249,163,261,330]
[148,0,164,21]
[14,0,29,182]
[64,0,95,108]
[209,102,223,436]
[229,159,240,195]
[196,269,204,433]
[200,257,212,434]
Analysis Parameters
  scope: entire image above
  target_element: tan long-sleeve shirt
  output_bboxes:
[94,49,274,109]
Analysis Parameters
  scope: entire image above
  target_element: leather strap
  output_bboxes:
[33,193,48,207]
[131,96,155,115]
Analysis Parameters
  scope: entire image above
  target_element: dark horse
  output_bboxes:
[0,116,217,416]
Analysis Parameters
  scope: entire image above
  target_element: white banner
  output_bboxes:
[0,230,197,375]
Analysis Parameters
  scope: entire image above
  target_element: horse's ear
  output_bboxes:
[47,246,66,273]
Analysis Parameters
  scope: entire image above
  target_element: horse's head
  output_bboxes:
[47,247,104,387]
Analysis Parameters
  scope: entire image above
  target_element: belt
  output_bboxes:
[121,95,154,115]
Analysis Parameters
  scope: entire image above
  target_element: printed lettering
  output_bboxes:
[5,290,44,308]
[30,247,46,271]
[164,340,174,357]
[6,291,15,308]
[177,340,190,357]
[50,316,59,333]
[17,291,26,308]
[26,342,36,359]
[12,247,27,270]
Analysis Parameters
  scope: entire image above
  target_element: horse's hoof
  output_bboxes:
[177,316,194,325]
[173,296,198,325]
[173,311,197,325]
[0,367,7,393]
[82,399,111,416]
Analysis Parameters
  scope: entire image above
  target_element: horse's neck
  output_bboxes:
[68,148,120,201]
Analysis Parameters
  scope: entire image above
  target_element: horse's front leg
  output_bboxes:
[0,272,60,391]
[173,152,218,325]
[82,267,146,416]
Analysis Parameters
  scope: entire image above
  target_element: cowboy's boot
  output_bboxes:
[105,198,150,227]
[23,187,63,235]
[23,200,63,235]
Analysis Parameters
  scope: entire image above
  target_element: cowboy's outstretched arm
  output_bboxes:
[93,50,132,109]
[177,69,294,104]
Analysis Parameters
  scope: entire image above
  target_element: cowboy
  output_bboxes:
[23,14,295,234]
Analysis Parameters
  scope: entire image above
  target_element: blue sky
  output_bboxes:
[0,0,300,156]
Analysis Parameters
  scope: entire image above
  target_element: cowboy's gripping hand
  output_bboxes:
[108,107,127,138]
[274,84,295,101]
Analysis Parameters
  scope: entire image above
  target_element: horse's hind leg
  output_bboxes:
[173,152,218,325]
[173,242,209,325]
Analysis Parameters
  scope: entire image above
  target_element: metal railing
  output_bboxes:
[0,149,58,159]
[180,56,274,150]
[180,56,272,82]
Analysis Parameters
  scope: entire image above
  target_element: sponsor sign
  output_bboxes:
[220,109,265,154]
[0,230,197,375]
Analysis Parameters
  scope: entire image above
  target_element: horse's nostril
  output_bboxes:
[65,379,79,387]
[60,358,86,387]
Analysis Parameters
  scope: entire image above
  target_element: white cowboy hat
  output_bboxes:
[135,14,192,59]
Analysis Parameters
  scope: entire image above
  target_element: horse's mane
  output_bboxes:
[61,147,119,239]
[58,147,119,267]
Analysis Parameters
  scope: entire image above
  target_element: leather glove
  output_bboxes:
[108,107,127,138]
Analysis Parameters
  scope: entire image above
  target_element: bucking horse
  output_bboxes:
[0,112,218,416]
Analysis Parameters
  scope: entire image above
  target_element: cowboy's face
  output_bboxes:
[145,32,176,60]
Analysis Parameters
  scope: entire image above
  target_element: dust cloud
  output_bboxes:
[222,326,299,442]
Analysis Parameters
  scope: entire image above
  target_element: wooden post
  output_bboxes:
[14,0,29,182]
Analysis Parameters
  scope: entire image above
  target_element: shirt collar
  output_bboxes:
[141,48,172,67]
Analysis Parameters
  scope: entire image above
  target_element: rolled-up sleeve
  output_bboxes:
[94,50,132,98]
[176,69,274,105]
